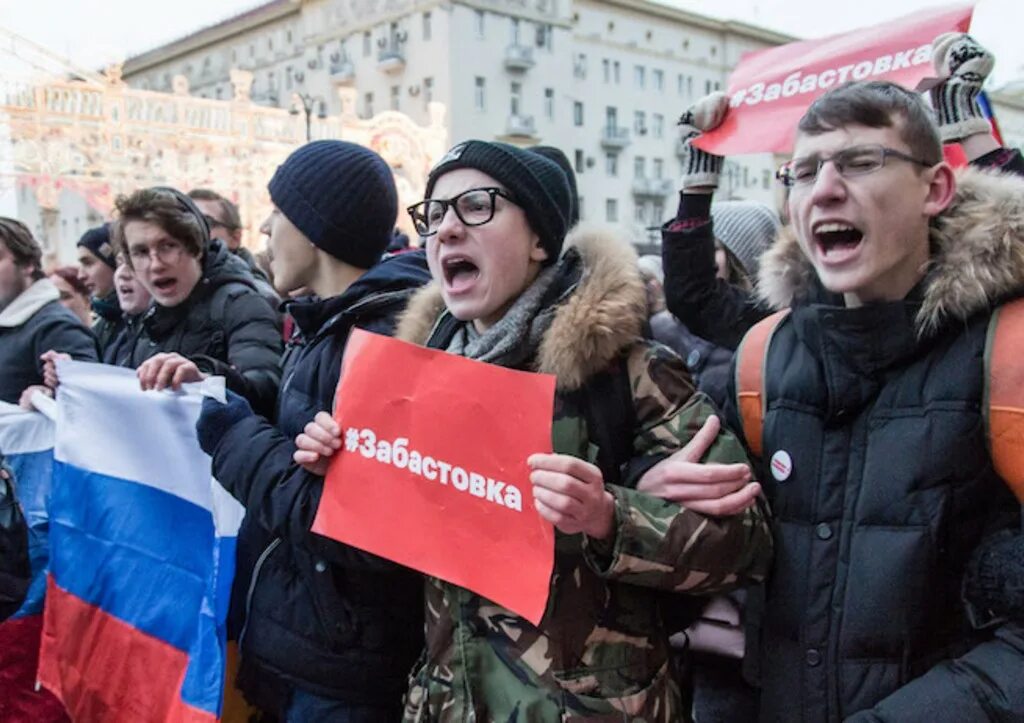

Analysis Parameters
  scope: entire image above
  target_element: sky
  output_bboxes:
[0,0,1020,88]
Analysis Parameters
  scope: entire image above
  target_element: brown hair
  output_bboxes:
[188,188,241,230]
[0,217,44,280]
[798,81,942,165]
[113,188,206,266]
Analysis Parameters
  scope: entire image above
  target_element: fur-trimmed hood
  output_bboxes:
[395,222,647,390]
[757,166,1024,335]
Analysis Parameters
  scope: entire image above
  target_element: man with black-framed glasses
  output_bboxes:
[656,51,1024,720]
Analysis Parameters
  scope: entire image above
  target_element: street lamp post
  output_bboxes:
[290,92,326,142]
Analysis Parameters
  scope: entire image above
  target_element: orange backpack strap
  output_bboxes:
[985,297,1024,503]
[735,310,791,459]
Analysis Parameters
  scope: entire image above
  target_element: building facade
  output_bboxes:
[123,0,793,245]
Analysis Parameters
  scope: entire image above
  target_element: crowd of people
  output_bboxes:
[1,31,1023,722]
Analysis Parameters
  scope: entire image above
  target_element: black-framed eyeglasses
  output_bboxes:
[776,144,936,188]
[407,187,517,237]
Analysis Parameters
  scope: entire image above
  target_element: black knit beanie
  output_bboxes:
[268,140,397,269]
[529,145,580,226]
[76,224,117,270]
[425,141,572,264]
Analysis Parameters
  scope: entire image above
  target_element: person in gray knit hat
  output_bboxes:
[711,201,778,280]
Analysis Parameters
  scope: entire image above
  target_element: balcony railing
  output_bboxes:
[505,113,537,139]
[600,126,630,149]
[631,177,673,198]
[377,45,406,73]
[504,44,535,71]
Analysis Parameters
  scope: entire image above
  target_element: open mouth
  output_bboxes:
[813,222,864,260]
[152,277,177,293]
[441,256,480,293]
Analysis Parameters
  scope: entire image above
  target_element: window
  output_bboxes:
[424,76,434,103]
[510,81,522,115]
[653,158,664,179]
[605,153,618,177]
[544,88,554,120]
[635,65,645,88]
[652,113,664,139]
[715,81,722,91]
[474,77,486,111]
[287,29,293,44]
[606,199,619,223]
[635,203,647,224]
[423,12,432,40]
[574,149,585,174]
[510,17,521,44]
[602,58,610,83]
[613,61,621,84]
[364,91,374,117]
[705,79,713,95]
[363,32,371,57]
[578,196,584,220]
[573,101,584,126]
[391,85,400,111]
[634,156,646,178]
[678,73,684,95]
[763,169,772,190]
[605,106,618,130]
[285,66,293,90]
[268,36,274,52]
[653,201,665,222]
[634,110,646,135]
[574,53,587,80]
[653,69,664,91]
[475,10,485,38]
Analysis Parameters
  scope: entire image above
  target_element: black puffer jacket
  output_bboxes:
[199,252,430,708]
[0,454,29,622]
[91,291,124,355]
[730,166,1024,722]
[124,239,282,416]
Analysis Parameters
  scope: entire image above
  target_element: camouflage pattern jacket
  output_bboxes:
[394,223,773,722]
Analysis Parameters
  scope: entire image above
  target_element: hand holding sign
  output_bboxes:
[312,329,556,625]
[529,454,615,540]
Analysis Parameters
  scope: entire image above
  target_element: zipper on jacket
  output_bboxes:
[238,537,282,651]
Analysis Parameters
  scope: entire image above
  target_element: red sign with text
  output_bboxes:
[695,3,974,156]
[311,329,557,625]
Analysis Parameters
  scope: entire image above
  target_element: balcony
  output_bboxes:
[330,60,355,86]
[504,114,538,140]
[600,126,630,150]
[632,177,673,198]
[377,46,406,74]
[504,44,535,72]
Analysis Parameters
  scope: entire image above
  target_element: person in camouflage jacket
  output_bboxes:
[296,141,773,721]
[390,141,773,722]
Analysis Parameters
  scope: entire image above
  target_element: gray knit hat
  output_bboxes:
[711,201,780,277]
[425,140,572,264]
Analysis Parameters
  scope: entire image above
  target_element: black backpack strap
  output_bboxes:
[579,355,636,488]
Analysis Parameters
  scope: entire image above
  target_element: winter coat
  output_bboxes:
[394,225,774,723]
[199,252,431,709]
[649,310,734,409]
[0,279,98,403]
[90,291,123,355]
[102,313,144,367]
[732,166,1024,722]
[661,220,770,351]
[124,239,282,416]
[0,454,29,622]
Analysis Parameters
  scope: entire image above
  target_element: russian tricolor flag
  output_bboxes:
[0,399,67,720]
[37,361,243,721]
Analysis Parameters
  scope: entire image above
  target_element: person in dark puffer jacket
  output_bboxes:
[195,141,429,721]
[726,74,1024,720]
[111,188,282,417]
